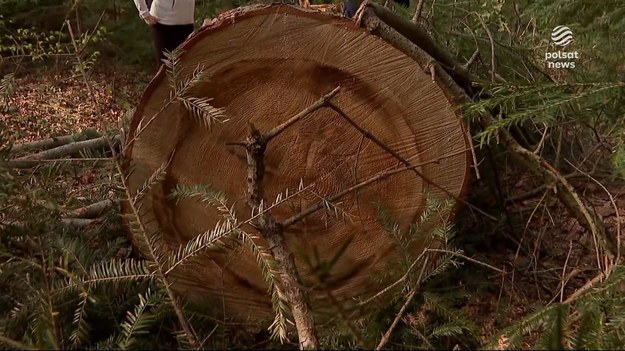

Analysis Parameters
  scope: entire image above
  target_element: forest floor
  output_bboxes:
[2,65,623,348]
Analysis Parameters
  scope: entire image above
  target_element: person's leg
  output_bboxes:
[149,23,167,67]
[164,24,194,54]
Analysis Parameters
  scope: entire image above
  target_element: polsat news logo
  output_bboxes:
[545,25,579,69]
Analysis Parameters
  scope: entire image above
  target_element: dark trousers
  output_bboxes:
[149,22,194,65]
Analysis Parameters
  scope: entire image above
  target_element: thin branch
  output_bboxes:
[411,0,426,23]
[475,13,496,82]
[326,101,496,221]
[66,20,96,106]
[504,172,582,204]
[263,86,341,142]
[358,250,428,307]
[375,256,429,350]
[425,248,503,273]
[462,48,480,70]
[63,199,116,219]
[563,264,612,304]
[9,133,84,154]
[567,160,621,263]
[7,135,119,165]
[282,148,471,228]
[242,122,320,350]
[559,240,574,303]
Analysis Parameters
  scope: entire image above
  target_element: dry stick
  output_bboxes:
[411,0,426,23]
[9,133,83,154]
[375,256,429,350]
[425,248,503,273]
[503,172,582,204]
[242,125,319,350]
[282,147,471,228]
[263,86,341,142]
[467,127,481,180]
[11,135,120,162]
[63,199,116,219]
[559,240,574,303]
[567,160,621,264]
[475,13,496,83]
[358,250,428,307]
[462,48,480,70]
[563,264,613,304]
[326,102,497,221]
[66,20,95,105]
[61,218,99,227]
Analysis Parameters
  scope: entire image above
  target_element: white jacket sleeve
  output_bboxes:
[133,0,151,19]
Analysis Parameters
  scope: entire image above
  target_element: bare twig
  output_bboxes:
[263,86,340,142]
[425,248,503,273]
[61,218,99,228]
[563,264,613,304]
[411,0,426,23]
[326,102,496,221]
[66,20,95,105]
[567,160,621,263]
[375,256,429,350]
[504,172,582,204]
[533,123,549,155]
[559,241,574,303]
[466,127,481,180]
[10,135,120,165]
[282,148,471,228]
[9,133,85,155]
[3,157,115,169]
[358,251,427,307]
[475,13,496,82]
[63,199,116,219]
[462,48,480,70]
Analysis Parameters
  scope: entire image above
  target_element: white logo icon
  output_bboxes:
[551,26,573,47]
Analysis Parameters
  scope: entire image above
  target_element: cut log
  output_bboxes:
[63,199,116,219]
[10,134,78,154]
[6,135,121,169]
[123,4,471,319]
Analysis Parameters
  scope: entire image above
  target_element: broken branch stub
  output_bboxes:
[122,4,471,319]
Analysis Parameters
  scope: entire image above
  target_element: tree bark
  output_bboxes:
[10,133,82,154]
[243,126,320,350]
[5,135,121,169]
[63,199,116,219]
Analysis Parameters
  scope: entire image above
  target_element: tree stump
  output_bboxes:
[123,4,471,319]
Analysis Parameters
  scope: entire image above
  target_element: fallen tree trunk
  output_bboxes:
[15,135,120,161]
[9,132,96,155]
[5,135,121,169]
[63,199,116,219]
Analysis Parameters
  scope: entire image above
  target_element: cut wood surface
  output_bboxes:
[123,4,471,318]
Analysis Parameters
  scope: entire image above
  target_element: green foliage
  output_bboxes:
[464,81,625,145]
[487,265,625,350]
[316,198,481,350]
